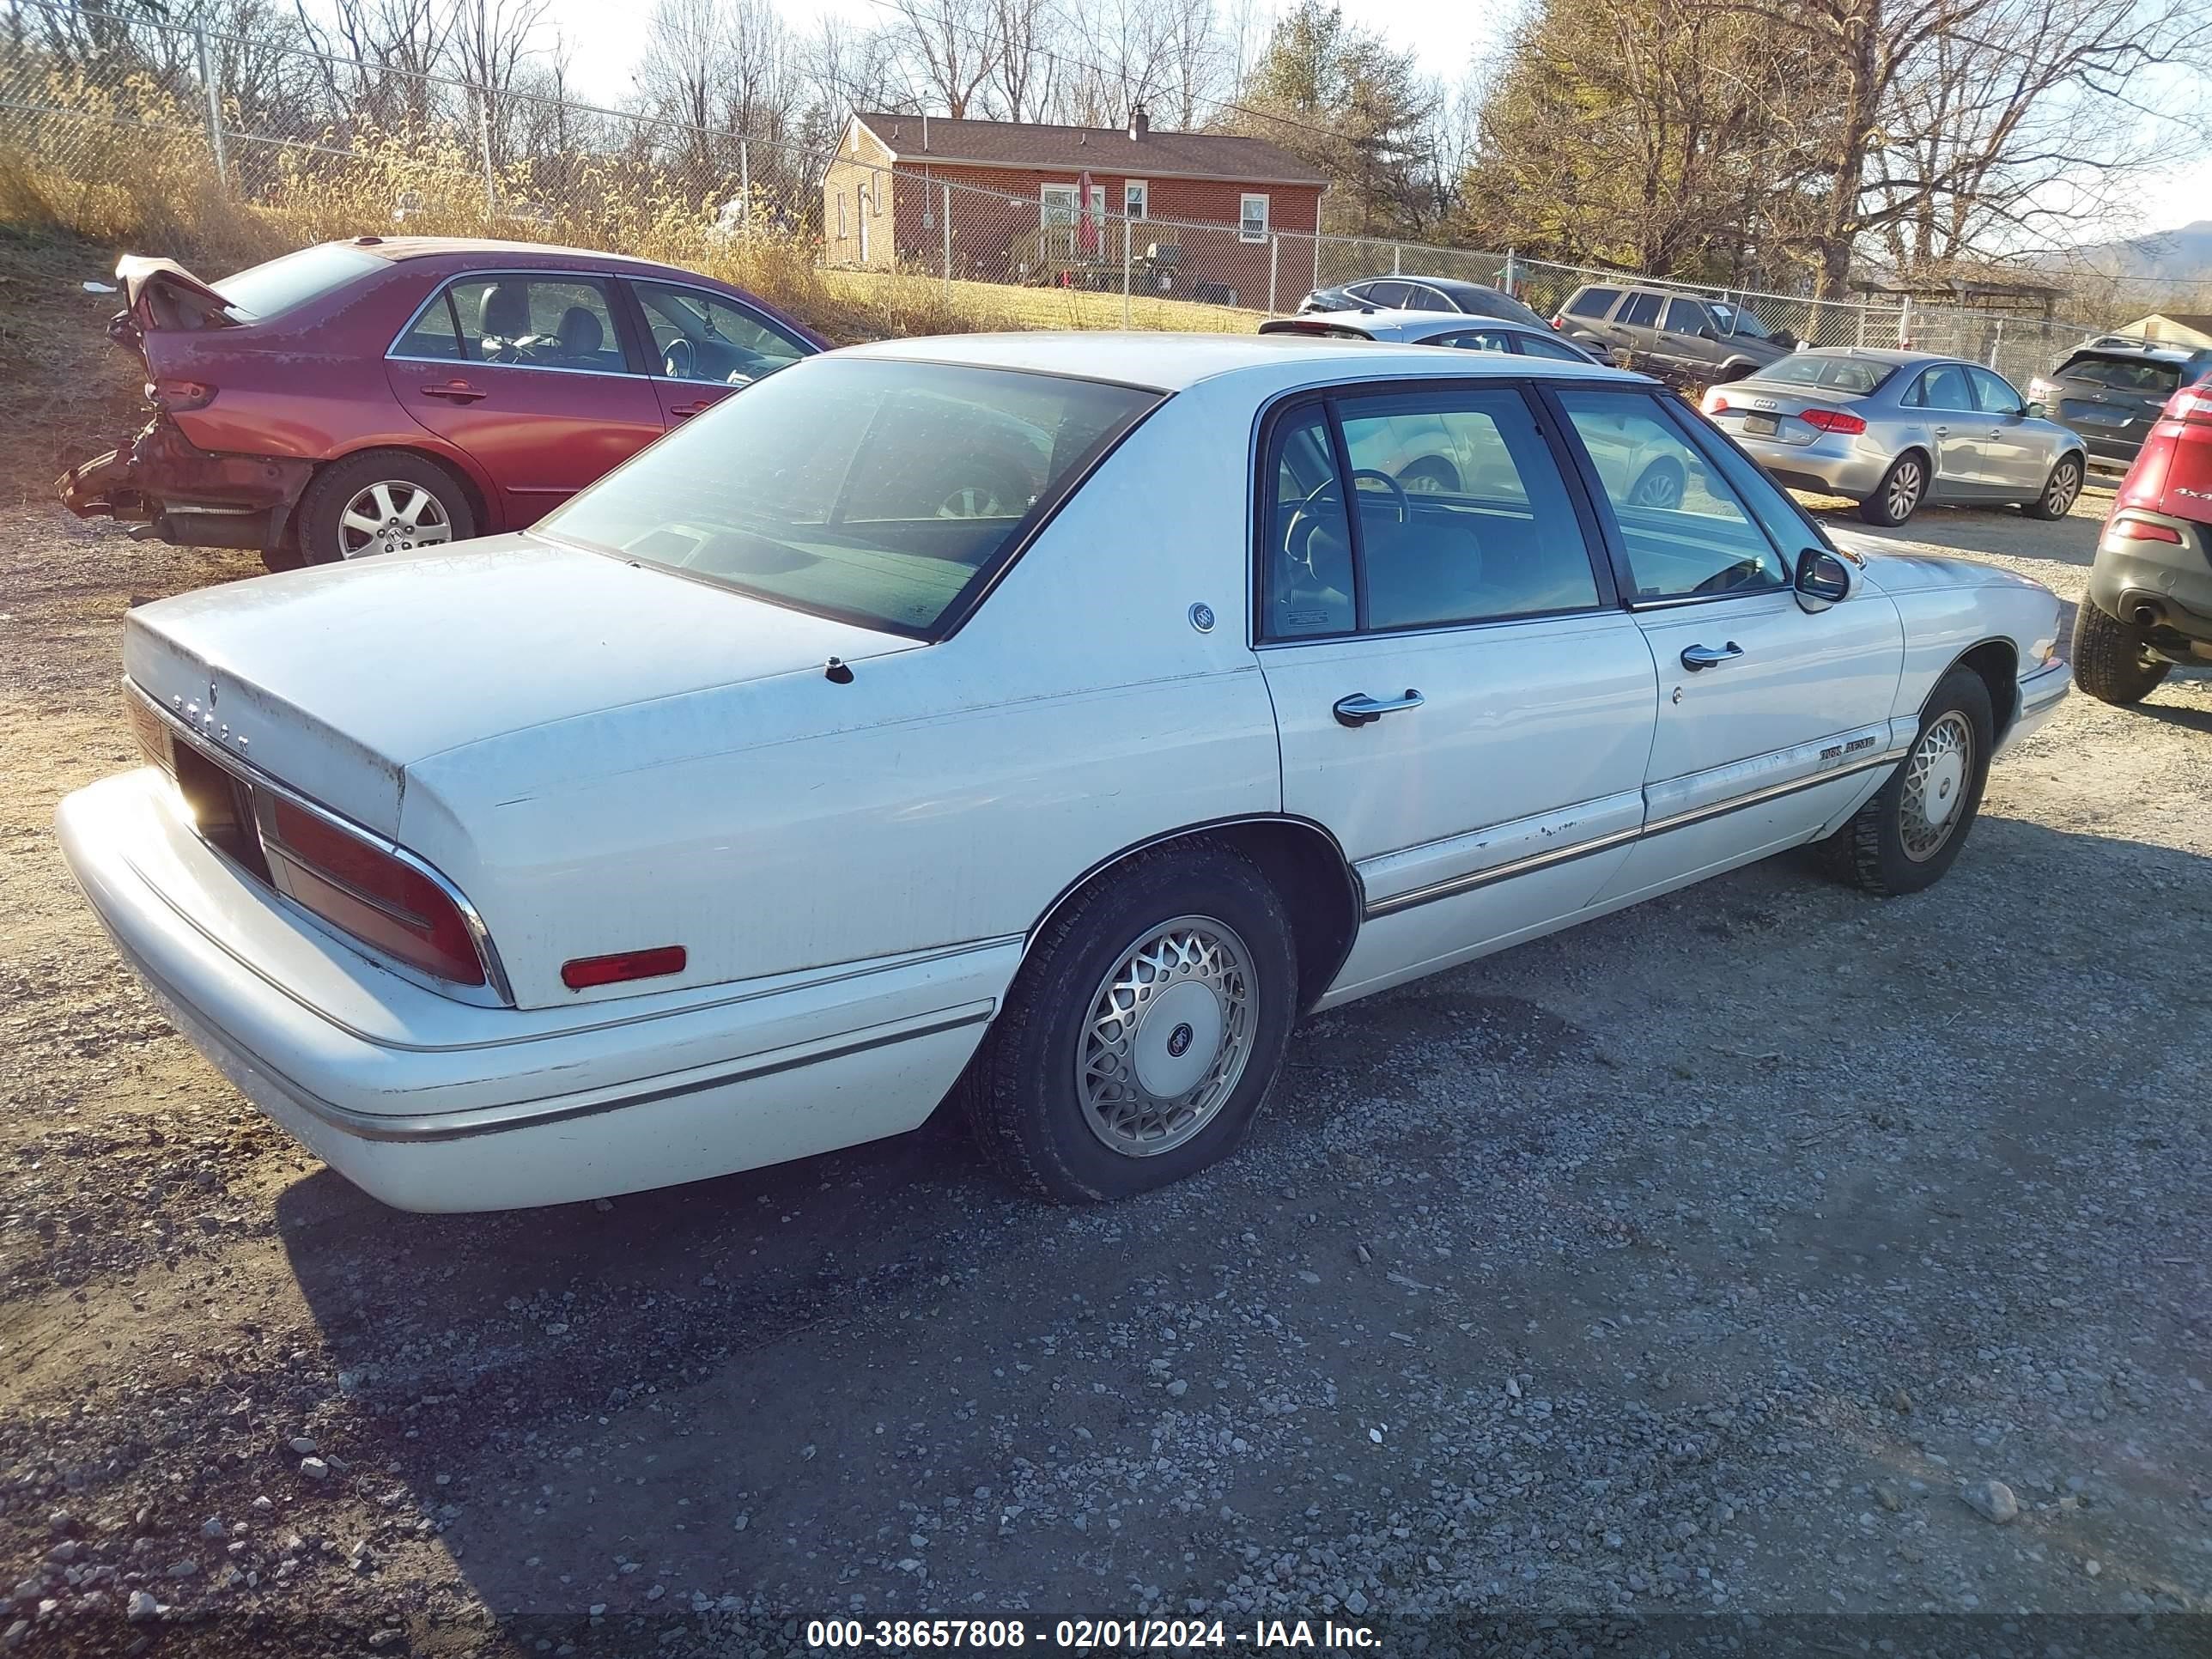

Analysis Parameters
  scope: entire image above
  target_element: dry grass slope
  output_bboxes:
[0,76,1254,348]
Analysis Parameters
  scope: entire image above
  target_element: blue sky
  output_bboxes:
[542,0,2212,243]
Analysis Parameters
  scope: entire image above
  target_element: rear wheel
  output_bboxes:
[1821,666,1992,896]
[959,844,1297,1202]
[1629,457,1686,508]
[1398,457,1461,495]
[2071,601,2172,705]
[297,450,475,566]
[2022,454,2083,520]
[1859,452,1927,526]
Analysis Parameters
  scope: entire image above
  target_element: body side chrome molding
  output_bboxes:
[1361,729,1912,922]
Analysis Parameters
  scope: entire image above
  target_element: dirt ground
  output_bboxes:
[3,242,2210,1657]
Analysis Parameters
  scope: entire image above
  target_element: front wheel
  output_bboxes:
[1859,452,1927,526]
[2022,455,2082,520]
[959,844,1297,1202]
[2071,601,2172,705]
[1821,666,1993,896]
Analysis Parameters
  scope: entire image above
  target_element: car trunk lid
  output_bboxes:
[1706,384,1869,447]
[121,533,924,837]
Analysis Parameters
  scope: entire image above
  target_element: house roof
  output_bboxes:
[2124,312,2212,336]
[853,112,1328,189]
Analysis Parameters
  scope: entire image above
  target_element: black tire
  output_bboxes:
[1397,457,1461,495]
[2071,600,2172,705]
[295,449,476,566]
[1859,451,1928,526]
[1820,666,1993,896]
[1629,457,1686,508]
[959,843,1298,1202]
[2021,453,2083,520]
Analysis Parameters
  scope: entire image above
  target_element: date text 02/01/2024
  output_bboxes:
[803,1617,1381,1649]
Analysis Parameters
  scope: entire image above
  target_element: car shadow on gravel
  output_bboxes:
[251,811,2212,1635]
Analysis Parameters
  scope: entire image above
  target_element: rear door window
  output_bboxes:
[1618,291,1663,328]
[1401,284,1454,312]
[1261,406,1357,638]
[1362,281,1412,308]
[1905,363,1976,410]
[1565,287,1620,319]
[1431,329,1517,354]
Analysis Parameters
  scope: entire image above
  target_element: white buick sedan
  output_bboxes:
[59,335,2070,1212]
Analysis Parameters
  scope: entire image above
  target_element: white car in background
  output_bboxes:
[60,334,2069,1213]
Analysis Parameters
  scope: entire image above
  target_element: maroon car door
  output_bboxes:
[386,272,665,529]
[627,277,816,426]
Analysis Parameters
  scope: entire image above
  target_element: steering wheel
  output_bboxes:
[663,337,697,379]
[1348,467,1409,521]
[1689,558,1766,597]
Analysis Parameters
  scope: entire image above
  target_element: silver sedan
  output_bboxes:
[1259,308,1619,366]
[1699,349,2087,526]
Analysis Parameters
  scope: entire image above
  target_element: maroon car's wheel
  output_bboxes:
[297,451,475,566]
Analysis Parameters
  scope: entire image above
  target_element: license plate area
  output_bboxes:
[1743,415,1778,436]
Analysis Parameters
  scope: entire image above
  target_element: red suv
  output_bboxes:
[59,237,828,570]
[2073,376,2212,703]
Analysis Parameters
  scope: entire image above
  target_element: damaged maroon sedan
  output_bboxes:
[61,237,828,570]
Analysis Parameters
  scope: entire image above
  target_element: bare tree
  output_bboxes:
[888,0,997,118]
[990,0,1060,121]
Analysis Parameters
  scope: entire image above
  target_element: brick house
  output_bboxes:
[822,108,1328,311]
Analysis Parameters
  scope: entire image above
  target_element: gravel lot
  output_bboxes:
[3,457,2209,1657]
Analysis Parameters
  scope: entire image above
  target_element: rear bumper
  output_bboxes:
[58,416,313,550]
[58,769,1011,1212]
[1729,431,1893,501]
[2087,509,2212,647]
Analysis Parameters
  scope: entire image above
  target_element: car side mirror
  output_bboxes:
[1795,547,1853,611]
[1698,325,1718,341]
[2022,400,2045,419]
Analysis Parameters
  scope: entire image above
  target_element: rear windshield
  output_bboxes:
[538,357,1160,638]
[2057,353,2184,396]
[1753,355,1895,394]
[215,243,385,319]
[1565,287,1620,319]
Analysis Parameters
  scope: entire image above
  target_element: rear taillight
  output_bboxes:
[260,797,486,987]
[2163,382,2212,423]
[1706,394,1729,413]
[1800,408,1868,435]
[1549,315,1566,330]
[2112,518,2183,544]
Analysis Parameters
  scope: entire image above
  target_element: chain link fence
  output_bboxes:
[3,0,2110,383]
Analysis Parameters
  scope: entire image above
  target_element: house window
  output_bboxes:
[872,175,883,215]
[836,191,846,240]
[1041,184,1078,227]
[1239,193,1268,244]
[1124,180,1147,221]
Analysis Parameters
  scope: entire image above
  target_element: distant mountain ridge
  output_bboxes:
[2044,218,2212,283]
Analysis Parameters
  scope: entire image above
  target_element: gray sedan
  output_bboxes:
[1698,349,2087,526]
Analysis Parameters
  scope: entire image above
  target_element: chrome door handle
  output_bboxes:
[1680,641,1743,672]
[1333,689,1424,727]
[420,380,486,403]
[1931,424,1949,434]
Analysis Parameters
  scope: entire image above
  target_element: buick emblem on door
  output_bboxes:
[1188,603,1215,634]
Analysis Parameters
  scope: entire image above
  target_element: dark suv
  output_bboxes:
[1554,283,1795,386]
[2027,343,2212,469]
[2072,375,2212,704]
